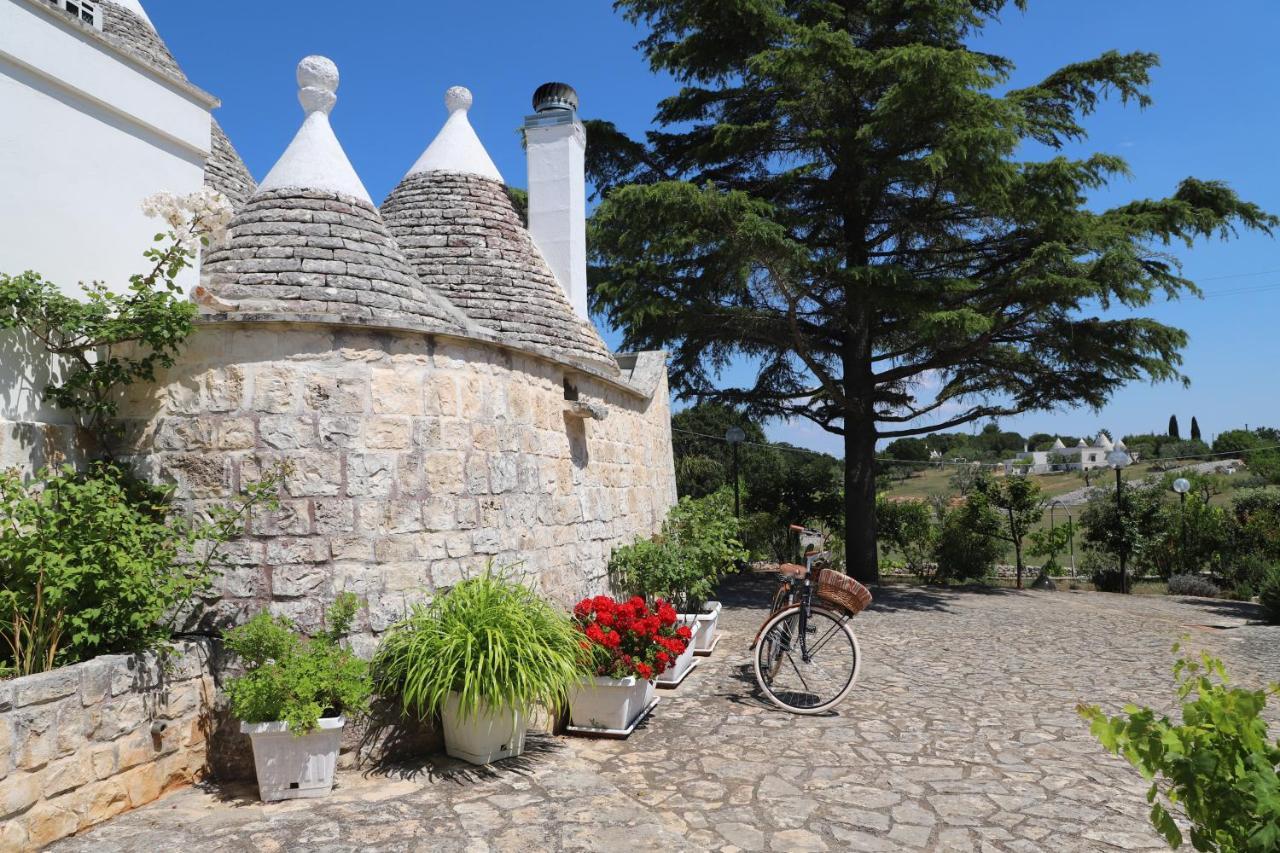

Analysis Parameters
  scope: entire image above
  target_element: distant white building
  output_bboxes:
[1003,433,1131,475]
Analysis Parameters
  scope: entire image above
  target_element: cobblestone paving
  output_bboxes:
[52,578,1280,852]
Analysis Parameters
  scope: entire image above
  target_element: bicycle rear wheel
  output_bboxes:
[753,605,861,714]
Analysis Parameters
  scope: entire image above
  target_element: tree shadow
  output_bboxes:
[363,733,564,785]
[1167,596,1271,625]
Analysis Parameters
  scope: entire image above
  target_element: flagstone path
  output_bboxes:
[50,577,1280,852]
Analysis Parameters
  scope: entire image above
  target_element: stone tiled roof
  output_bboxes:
[199,188,471,331]
[66,1,257,206]
[382,172,617,373]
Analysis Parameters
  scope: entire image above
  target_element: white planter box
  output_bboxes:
[240,716,344,802]
[568,675,655,731]
[441,692,527,765]
[656,618,701,687]
[691,601,722,654]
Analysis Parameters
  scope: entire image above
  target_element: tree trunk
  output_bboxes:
[844,417,879,585]
[1009,507,1023,589]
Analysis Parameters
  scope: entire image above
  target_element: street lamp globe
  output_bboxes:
[1172,477,1191,495]
[1107,449,1132,469]
[725,426,747,445]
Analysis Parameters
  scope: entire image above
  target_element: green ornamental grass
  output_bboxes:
[374,568,586,721]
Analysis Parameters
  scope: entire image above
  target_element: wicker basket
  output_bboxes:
[816,569,873,616]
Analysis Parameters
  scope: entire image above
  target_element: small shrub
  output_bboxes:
[0,463,281,675]
[1081,547,1125,593]
[374,569,583,720]
[224,593,371,733]
[741,511,787,562]
[1167,574,1220,598]
[1260,566,1280,625]
[1079,646,1280,851]
[933,503,1004,583]
[573,595,691,681]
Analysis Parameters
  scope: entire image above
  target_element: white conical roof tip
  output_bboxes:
[256,55,374,205]
[404,86,503,183]
[297,55,339,115]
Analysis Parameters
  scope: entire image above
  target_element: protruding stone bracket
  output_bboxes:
[564,399,607,421]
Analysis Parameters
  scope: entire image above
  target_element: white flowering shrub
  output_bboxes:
[0,189,234,440]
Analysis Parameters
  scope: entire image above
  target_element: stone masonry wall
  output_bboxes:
[0,642,215,851]
[114,321,678,653]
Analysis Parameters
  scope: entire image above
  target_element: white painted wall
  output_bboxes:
[525,115,589,320]
[0,0,213,423]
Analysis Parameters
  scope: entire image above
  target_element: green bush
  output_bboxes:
[1167,574,1221,599]
[0,463,279,675]
[1080,646,1280,851]
[740,510,787,562]
[1260,566,1280,625]
[933,502,1005,583]
[373,569,583,720]
[876,497,936,575]
[224,593,371,733]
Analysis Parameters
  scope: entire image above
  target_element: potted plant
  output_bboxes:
[224,593,371,802]
[567,595,692,732]
[373,569,583,765]
[661,491,748,654]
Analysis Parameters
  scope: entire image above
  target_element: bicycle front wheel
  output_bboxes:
[753,605,861,714]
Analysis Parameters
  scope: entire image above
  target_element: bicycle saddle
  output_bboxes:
[777,562,809,578]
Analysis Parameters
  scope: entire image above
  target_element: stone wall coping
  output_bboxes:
[194,312,668,401]
[2,640,213,711]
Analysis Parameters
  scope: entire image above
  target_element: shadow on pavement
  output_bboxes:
[1166,595,1271,625]
[360,733,563,785]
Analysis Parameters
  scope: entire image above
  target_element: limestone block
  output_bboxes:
[394,452,427,496]
[319,416,362,449]
[347,453,395,497]
[119,762,163,808]
[266,538,330,565]
[13,667,79,708]
[155,417,216,451]
[421,497,456,532]
[412,417,442,448]
[13,705,57,770]
[72,779,129,831]
[0,715,11,780]
[465,459,490,496]
[252,500,312,537]
[251,366,299,413]
[330,562,379,596]
[53,700,90,758]
[22,798,78,849]
[217,417,257,450]
[162,454,231,499]
[371,368,423,415]
[430,560,465,589]
[381,563,430,594]
[305,373,368,414]
[412,532,448,561]
[373,537,417,564]
[282,453,342,497]
[329,537,373,561]
[91,694,145,741]
[198,366,245,413]
[444,531,472,559]
[43,752,93,797]
[365,416,412,449]
[489,454,519,494]
[455,499,479,530]
[314,499,355,534]
[472,528,501,555]
[272,563,331,599]
[0,817,26,851]
[89,743,117,781]
[428,373,458,417]
[259,416,317,450]
[471,422,498,452]
[0,770,40,818]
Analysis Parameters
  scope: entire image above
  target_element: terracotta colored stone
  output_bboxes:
[23,798,78,849]
[119,763,162,808]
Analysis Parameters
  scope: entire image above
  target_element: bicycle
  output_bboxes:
[750,524,872,714]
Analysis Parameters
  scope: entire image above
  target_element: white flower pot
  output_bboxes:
[656,618,701,687]
[441,692,527,765]
[691,601,722,653]
[568,675,655,731]
[240,716,344,802]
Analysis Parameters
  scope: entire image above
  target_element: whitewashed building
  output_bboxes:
[1003,433,1129,475]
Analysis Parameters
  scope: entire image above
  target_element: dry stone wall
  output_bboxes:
[0,642,214,851]
[115,321,677,653]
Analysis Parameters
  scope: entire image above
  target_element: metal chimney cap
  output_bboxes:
[532,82,579,113]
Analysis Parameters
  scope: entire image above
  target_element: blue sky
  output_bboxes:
[152,1,1280,457]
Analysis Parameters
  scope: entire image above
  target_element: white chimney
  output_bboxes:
[524,83,589,320]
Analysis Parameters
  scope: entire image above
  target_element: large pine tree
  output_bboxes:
[586,0,1274,582]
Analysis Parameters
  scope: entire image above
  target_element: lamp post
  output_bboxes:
[725,426,746,519]
[1108,447,1134,593]
[1172,477,1191,575]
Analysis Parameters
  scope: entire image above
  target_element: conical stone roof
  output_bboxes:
[199,57,470,332]
[382,88,617,373]
[70,0,257,207]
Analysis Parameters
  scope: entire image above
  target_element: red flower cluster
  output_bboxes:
[573,595,691,681]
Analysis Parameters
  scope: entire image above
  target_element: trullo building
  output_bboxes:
[0,0,678,644]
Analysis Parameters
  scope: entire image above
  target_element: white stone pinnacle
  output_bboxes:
[405,87,503,183]
[258,56,374,205]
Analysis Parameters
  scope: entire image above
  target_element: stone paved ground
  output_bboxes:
[50,577,1280,852]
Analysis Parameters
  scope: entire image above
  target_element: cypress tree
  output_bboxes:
[1169,415,1181,439]
[1190,416,1201,442]
[587,0,1275,582]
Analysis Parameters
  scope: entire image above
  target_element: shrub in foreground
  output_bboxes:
[1079,646,1280,851]
[1260,566,1280,626]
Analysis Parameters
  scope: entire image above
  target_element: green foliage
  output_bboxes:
[740,510,787,562]
[1079,646,1280,851]
[1169,414,1181,440]
[611,490,747,610]
[224,593,371,733]
[1029,519,1074,565]
[1167,574,1221,599]
[1260,566,1280,625]
[588,0,1275,582]
[933,500,1006,583]
[373,569,583,721]
[972,475,1045,586]
[0,463,282,675]
[0,195,228,440]
[876,497,937,575]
